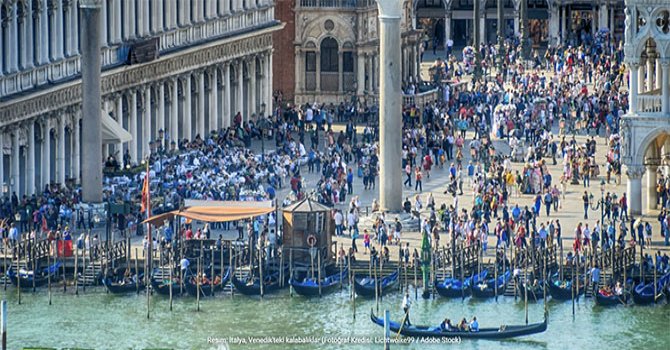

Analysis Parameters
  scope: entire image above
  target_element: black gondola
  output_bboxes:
[103,274,146,294]
[353,270,399,298]
[548,274,585,300]
[231,270,285,296]
[517,278,546,301]
[184,268,231,297]
[632,271,670,305]
[370,310,547,340]
[594,290,630,307]
[7,262,61,289]
[471,270,510,299]
[289,267,348,297]
[434,270,488,298]
[150,277,182,296]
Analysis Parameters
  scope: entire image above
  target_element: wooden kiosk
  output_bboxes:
[281,198,334,265]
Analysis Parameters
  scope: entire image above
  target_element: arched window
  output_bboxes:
[320,37,338,72]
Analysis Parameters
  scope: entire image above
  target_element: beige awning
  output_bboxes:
[102,114,132,144]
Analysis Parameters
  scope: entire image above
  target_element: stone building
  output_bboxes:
[416,0,625,48]
[273,0,422,104]
[622,0,670,215]
[0,0,282,198]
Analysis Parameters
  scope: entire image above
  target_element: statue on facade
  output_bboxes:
[620,118,632,160]
[624,7,633,45]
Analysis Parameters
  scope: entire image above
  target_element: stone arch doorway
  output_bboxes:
[320,37,339,92]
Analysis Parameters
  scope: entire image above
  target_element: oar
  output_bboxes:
[395,310,410,340]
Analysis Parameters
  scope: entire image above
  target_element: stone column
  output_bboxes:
[249,60,257,118]
[315,51,321,92]
[637,63,645,94]
[629,61,639,112]
[366,55,373,93]
[223,64,231,127]
[221,0,230,15]
[64,0,76,56]
[196,71,205,137]
[8,2,19,72]
[338,51,344,92]
[560,6,566,44]
[548,3,559,46]
[129,90,138,162]
[184,75,192,140]
[514,10,520,37]
[662,60,670,115]
[143,86,152,159]
[376,0,402,212]
[11,130,19,196]
[80,0,103,202]
[626,165,645,215]
[646,57,654,92]
[114,96,123,154]
[41,119,51,189]
[647,166,658,211]
[265,52,273,114]
[655,58,662,90]
[158,82,166,146]
[124,0,136,40]
[236,60,244,119]
[37,0,50,65]
[22,0,35,69]
[72,112,80,184]
[101,0,108,45]
[445,11,452,44]
[170,77,179,142]
[57,115,66,186]
[294,48,302,93]
[111,0,121,43]
[599,2,608,31]
[209,68,219,132]
[356,52,365,95]
[27,122,35,195]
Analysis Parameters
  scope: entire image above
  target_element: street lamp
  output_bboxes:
[260,103,266,162]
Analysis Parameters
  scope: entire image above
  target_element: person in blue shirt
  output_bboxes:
[469,317,479,332]
[512,204,521,223]
[346,168,354,195]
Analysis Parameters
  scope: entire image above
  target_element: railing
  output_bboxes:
[299,0,376,8]
[637,95,662,113]
[402,87,441,109]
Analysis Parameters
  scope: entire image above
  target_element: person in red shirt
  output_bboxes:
[414,167,423,192]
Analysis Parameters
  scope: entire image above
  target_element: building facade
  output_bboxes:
[416,0,625,48]
[273,0,422,104]
[622,0,670,215]
[0,0,282,198]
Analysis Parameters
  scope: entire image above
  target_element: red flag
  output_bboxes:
[141,162,150,217]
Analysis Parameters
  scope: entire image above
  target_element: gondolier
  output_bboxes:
[402,292,412,326]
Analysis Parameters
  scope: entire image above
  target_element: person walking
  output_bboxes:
[414,167,423,192]
[402,292,412,325]
[582,191,590,220]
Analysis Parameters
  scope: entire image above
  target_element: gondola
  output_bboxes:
[102,274,145,294]
[7,262,62,289]
[184,268,231,297]
[548,274,585,300]
[434,270,488,298]
[150,277,182,296]
[370,310,547,340]
[594,290,630,307]
[353,270,399,298]
[632,272,670,305]
[289,267,348,297]
[231,270,285,296]
[517,279,547,301]
[471,270,510,299]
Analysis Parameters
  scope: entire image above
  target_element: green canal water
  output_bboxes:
[3,287,669,350]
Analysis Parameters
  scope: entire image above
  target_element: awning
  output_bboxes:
[143,203,275,227]
[102,114,132,144]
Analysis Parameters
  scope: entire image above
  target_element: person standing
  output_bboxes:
[414,167,423,192]
[402,292,412,325]
[590,264,601,296]
[582,191,590,220]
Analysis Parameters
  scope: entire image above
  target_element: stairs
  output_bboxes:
[77,261,103,286]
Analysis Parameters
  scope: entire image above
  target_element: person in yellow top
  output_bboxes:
[506,170,516,197]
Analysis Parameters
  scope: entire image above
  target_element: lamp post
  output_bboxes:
[496,0,504,73]
[260,103,266,162]
[473,0,482,80]
[599,179,605,225]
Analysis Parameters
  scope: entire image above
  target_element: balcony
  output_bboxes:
[637,94,662,114]
[298,0,376,8]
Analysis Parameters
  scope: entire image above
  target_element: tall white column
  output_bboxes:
[376,0,403,212]
[445,12,451,43]
[158,82,166,146]
[294,48,302,93]
[626,166,644,215]
[110,0,121,43]
[27,122,35,195]
[221,0,230,15]
[338,52,343,92]
[655,58,662,90]
[114,95,123,155]
[179,0,191,26]
[638,64,645,94]
[236,60,244,120]
[366,55,372,92]
[646,58,654,92]
[599,3,608,31]
[265,53,273,114]
[8,2,19,72]
[170,78,179,142]
[124,0,136,40]
[184,76,192,140]
[143,86,152,159]
[129,90,138,163]
[249,59,257,118]
[72,113,80,184]
[315,50,321,92]
[64,1,74,56]
[11,130,20,196]
[22,0,35,69]
[514,10,520,38]
[41,119,51,189]
[36,0,49,65]
[223,64,231,127]
[356,53,365,95]
[209,68,219,132]
[629,61,639,112]
[197,71,206,137]
[156,0,164,32]
[662,60,670,115]
[57,116,66,186]
[647,167,658,211]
